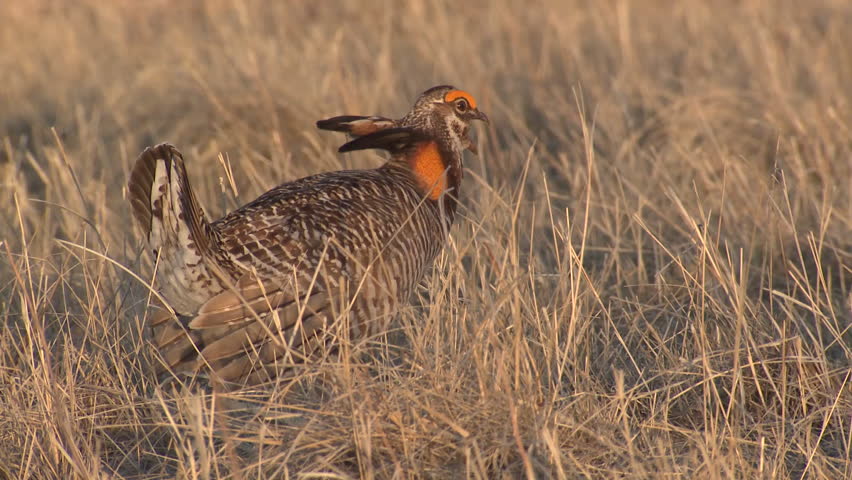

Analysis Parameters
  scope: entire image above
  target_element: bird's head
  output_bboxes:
[403,85,488,154]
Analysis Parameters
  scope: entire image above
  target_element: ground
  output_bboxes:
[1,1,850,478]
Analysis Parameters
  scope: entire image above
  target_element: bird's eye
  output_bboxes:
[454,99,469,113]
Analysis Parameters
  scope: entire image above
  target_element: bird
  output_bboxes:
[127,85,488,386]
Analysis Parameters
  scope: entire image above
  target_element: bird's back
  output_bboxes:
[211,165,451,323]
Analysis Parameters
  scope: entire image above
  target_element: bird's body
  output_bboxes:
[128,86,487,385]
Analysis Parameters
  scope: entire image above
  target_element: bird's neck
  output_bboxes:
[396,140,462,203]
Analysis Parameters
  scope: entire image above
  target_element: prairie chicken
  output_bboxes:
[128,85,488,386]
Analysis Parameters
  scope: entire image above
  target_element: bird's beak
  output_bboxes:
[465,109,488,155]
[472,109,489,125]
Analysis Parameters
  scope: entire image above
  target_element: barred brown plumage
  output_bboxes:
[128,85,488,386]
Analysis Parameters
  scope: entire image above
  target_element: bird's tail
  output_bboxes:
[127,143,223,314]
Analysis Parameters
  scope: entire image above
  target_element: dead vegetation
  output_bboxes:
[1,0,850,478]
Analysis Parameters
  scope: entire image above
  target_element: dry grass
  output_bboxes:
[1,0,851,478]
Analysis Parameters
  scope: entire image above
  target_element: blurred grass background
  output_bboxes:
[1,0,850,478]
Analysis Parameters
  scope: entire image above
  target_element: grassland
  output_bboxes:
[1,0,850,478]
